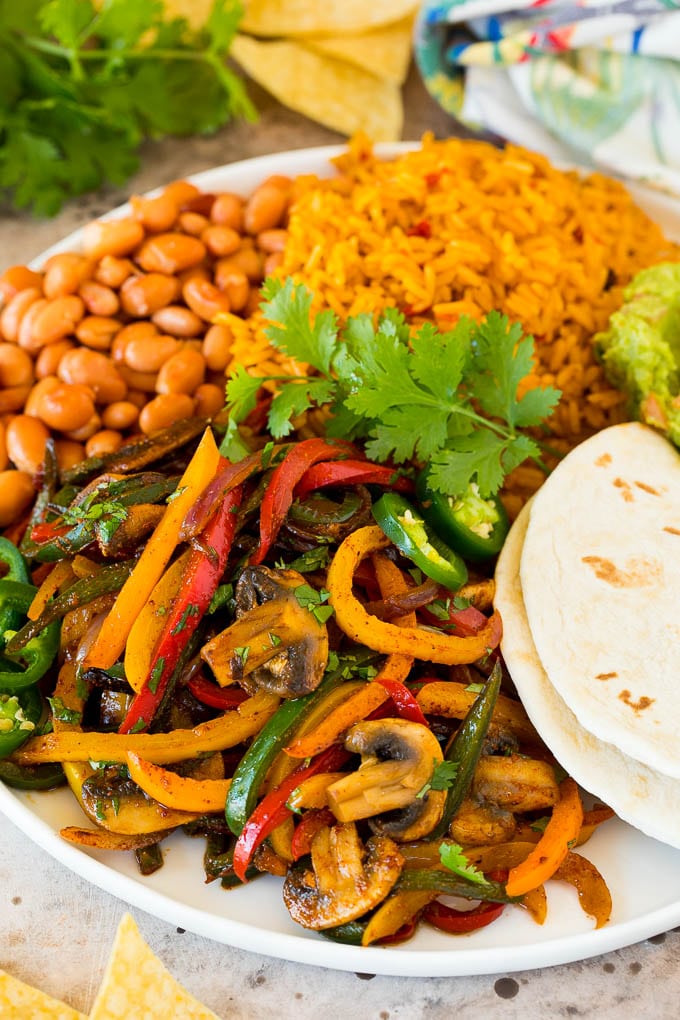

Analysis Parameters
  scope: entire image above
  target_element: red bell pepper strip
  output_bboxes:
[187,674,249,710]
[377,917,420,945]
[29,521,71,545]
[423,899,505,934]
[119,483,243,734]
[233,743,349,882]
[290,807,336,861]
[250,438,357,565]
[421,603,490,637]
[180,447,283,542]
[375,677,430,727]
[295,460,413,501]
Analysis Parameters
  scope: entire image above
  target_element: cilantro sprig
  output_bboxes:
[439,842,488,886]
[225,278,561,497]
[0,0,253,215]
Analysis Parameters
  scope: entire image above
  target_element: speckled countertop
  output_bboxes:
[1,67,679,1019]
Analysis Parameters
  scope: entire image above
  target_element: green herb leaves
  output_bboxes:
[439,842,488,886]
[226,278,561,498]
[0,0,253,215]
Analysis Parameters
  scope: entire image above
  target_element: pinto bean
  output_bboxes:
[193,383,225,418]
[28,295,85,348]
[210,193,244,231]
[78,280,120,317]
[0,266,43,301]
[155,348,205,396]
[6,415,50,474]
[58,349,127,404]
[85,429,123,458]
[178,211,210,236]
[130,192,179,233]
[138,393,195,434]
[201,225,242,258]
[135,233,206,275]
[182,278,231,322]
[124,333,179,374]
[214,265,249,312]
[81,217,145,260]
[202,324,233,372]
[0,344,34,388]
[1,288,43,343]
[102,401,139,431]
[151,305,203,337]
[0,470,35,526]
[54,439,85,472]
[38,384,96,432]
[35,340,75,379]
[24,376,61,418]
[120,273,181,317]
[43,254,92,299]
[94,255,135,289]
[243,183,288,235]
[0,386,33,415]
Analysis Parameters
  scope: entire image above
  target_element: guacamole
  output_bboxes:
[594,262,680,447]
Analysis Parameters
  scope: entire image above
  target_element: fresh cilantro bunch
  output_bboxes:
[0,0,254,215]
[225,278,561,497]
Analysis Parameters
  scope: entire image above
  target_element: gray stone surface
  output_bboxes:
[1,61,679,1018]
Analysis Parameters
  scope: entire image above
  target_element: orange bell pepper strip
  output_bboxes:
[126,752,232,813]
[505,778,584,897]
[124,551,190,693]
[327,526,502,664]
[553,851,612,929]
[27,560,75,620]
[13,690,281,766]
[82,427,221,670]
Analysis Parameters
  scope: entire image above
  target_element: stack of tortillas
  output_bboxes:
[494,422,680,848]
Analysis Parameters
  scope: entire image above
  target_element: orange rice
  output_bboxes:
[229,134,679,507]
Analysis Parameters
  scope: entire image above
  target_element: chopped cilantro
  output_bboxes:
[286,546,331,573]
[234,646,250,667]
[439,842,488,886]
[148,658,165,695]
[129,717,147,734]
[171,603,201,636]
[465,682,485,694]
[417,758,459,799]
[269,632,282,647]
[427,598,452,621]
[167,486,187,504]
[47,696,82,725]
[530,816,550,834]
[293,583,334,625]
[453,595,473,610]
[208,583,234,615]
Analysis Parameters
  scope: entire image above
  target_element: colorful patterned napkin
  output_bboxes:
[414,0,680,196]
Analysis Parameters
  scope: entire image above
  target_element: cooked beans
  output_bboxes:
[6,416,50,475]
[0,470,34,527]
[0,173,294,491]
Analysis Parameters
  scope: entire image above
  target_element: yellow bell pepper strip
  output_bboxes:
[553,851,612,929]
[360,890,437,946]
[124,551,191,694]
[126,752,232,813]
[327,525,502,664]
[119,483,243,734]
[82,427,221,671]
[12,689,281,766]
[415,680,538,746]
[250,437,357,565]
[232,743,350,883]
[505,778,584,897]
[27,560,75,620]
[286,773,348,812]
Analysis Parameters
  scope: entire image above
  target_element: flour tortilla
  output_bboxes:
[519,422,680,778]
[495,501,680,849]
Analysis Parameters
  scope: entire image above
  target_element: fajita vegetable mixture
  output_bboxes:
[0,137,678,948]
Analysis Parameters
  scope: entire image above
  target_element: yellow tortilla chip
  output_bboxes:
[88,914,220,1020]
[0,970,86,1020]
[305,18,414,86]
[241,0,419,37]
[231,35,403,141]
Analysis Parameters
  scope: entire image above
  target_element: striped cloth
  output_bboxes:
[414,0,680,196]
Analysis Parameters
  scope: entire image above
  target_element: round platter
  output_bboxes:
[1,144,680,978]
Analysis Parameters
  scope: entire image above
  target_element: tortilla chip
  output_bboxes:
[0,970,86,1020]
[231,35,403,141]
[88,914,219,1020]
[241,0,419,37]
[305,18,414,86]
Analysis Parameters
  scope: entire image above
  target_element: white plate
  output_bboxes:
[2,145,680,978]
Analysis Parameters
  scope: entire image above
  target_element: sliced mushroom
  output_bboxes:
[282,821,403,930]
[448,796,518,847]
[201,566,329,698]
[326,718,443,827]
[369,789,447,843]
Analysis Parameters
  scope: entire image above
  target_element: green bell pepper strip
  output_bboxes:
[429,660,502,840]
[0,537,30,584]
[225,661,358,838]
[396,867,517,904]
[0,685,43,758]
[0,580,60,691]
[0,759,65,790]
[5,559,135,654]
[371,492,468,590]
[416,471,509,563]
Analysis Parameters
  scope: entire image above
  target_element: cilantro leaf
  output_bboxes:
[417,758,459,799]
[439,842,488,886]
[0,0,253,215]
[261,278,337,375]
[268,378,335,438]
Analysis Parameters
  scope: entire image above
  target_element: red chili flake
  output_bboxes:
[407,220,432,239]
[424,171,441,188]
